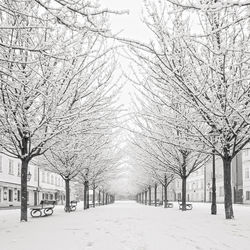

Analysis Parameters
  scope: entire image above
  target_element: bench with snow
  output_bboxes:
[178,200,192,210]
[30,200,56,217]
[89,201,103,207]
[150,200,163,206]
[165,200,174,208]
[64,200,77,212]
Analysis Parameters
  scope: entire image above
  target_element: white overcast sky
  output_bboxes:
[98,0,150,111]
[98,0,149,195]
[99,0,149,41]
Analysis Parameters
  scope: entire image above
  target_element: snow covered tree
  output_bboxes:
[0,0,120,221]
[129,99,209,210]
[126,0,250,219]
[38,132,89,212]
[77,130,122,209]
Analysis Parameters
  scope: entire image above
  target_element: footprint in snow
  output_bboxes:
[86,242,94,247]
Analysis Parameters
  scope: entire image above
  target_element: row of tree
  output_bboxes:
[126,0,250,219]
[0,0,121,221]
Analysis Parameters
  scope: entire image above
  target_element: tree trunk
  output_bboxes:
[149,186,151,205]
[102,191,105,205]
[20,159,28,222]
[65,179,70,212]
[145,190,147,205]
[84,181,87,210]
[164,184,168,208]
[164,174,168,208]
[98,190,101,206]
[211,149,217,214]
[161,184,163,202]
[223,158,234,219]
[93,183,96,208]
[86,181,89,209]
[181,176,187,211]
[154,183,157,207]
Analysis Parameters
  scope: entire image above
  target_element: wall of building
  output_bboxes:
[242,146,250,204]
[169,151,244,204]
[0,153,68,207]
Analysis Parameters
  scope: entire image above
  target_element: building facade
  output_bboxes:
[167,149,249,204]
[0,153,67,207]
[242,147,250,204]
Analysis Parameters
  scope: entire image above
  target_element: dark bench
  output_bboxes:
[148,200,163,206]
[165,200,174,208]
[158,201,163,206]
[64,200,77,212]
[150,200,163,206]
[89,202,94,207]
[89,202,100,207]
[178,200,192,210]
[70,200,77,211]
[30,200,56,217]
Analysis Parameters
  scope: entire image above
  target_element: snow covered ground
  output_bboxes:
[0,201,250,250]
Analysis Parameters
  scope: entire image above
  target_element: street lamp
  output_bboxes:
[211,136,217,215]
[27,171,32,182]
[208,128,217,215]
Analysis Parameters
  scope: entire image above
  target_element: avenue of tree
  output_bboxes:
[0,0,249,222]
[0,0,121,221]
[126,0,250,219]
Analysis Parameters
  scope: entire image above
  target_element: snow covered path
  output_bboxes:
[1,201,250,250]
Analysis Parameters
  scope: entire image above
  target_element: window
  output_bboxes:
[8,189,13,202]
[17,190,21,202]
[34,167,38,182]
[196,193,199,200]
[246,191,250,200]
[17,163,21,176]
[0,155,2,172]
[51,175,54,185]
[245,168,250,179]
[177,193,181,200]
[42,171,45,183]
[8,159,14,175]
[47,173,50,184]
